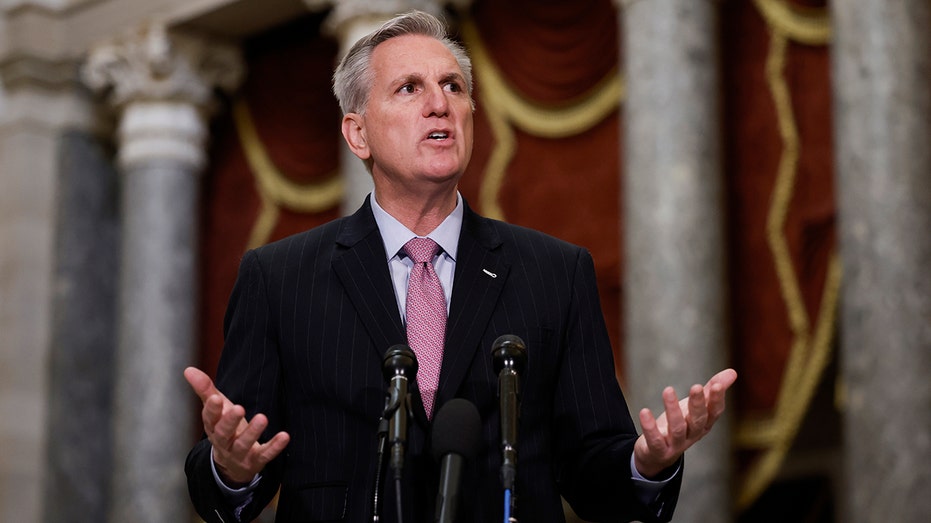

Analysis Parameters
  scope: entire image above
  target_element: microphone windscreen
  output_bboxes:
[383,344,417,380]
[491,334,527,374]
[431,398,482,461]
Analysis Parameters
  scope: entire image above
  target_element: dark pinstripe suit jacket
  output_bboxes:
[186,197,681,523]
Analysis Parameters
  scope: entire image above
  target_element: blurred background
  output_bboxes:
[1,0,929,522]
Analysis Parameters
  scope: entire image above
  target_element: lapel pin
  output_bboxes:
[482,269,498,278]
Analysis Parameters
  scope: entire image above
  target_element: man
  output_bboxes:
[185,10,736,523]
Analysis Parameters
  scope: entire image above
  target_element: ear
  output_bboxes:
[341,113,371,161]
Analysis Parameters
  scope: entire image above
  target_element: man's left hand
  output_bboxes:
[633,368,738,478]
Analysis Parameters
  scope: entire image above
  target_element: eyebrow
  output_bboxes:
[440,72,466,86]
[390,72,466,87]
[392,73,423,87]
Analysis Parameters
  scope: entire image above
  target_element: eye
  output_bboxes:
[444,82,462,93]
[398,83,416,94]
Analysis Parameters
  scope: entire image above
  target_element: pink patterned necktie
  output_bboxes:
[403,237,446,419]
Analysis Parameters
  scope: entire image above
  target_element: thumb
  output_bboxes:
[184,366,221,403]
[706,368,738,392]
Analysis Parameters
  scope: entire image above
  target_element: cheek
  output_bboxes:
[366,122,402,153]
[459,106,474,135]
[461,119,475,156]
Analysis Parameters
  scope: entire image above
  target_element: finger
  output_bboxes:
[230,413,270,457]
[662,387,687,444]
[706,380,728,422]
[639,408,668,453]
[184,367,222,403]
[686,384,708,436]
[255,431,291,466]
[202,394,225,433]
[705,369,737,422]
[700,369,736,422]
[212,404,246,450]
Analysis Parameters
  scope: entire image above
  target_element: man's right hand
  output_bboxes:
[184,367,290,487]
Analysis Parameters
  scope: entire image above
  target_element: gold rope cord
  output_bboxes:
[460,18,625,220]
[755,0,832,44]
[232,98,343,249]
[736,0,839,509]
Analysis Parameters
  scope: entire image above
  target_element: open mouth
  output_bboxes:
[427,131,449,140]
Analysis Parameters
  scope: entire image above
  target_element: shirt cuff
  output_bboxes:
[629,453,679,506]
[210,446,261,521]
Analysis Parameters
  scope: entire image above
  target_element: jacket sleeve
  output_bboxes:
[185,249,286,522]
[553,248,683,523]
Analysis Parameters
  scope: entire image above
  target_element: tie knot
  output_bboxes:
[403,237,440,264]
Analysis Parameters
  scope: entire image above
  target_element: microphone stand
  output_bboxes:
[500,367,519,523]
[492,335,527,523]
[386,381,411,523]
[504,488,516,523]
[371,407,390,522]
[373,345,417,523]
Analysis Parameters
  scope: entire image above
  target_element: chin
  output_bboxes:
[422,162,465,181]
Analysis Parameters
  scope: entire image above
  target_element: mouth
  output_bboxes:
[425,130,451,141]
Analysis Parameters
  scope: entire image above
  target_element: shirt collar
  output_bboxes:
[370,191,462,261]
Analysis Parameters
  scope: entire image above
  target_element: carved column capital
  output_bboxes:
[82,21,243,110]
[81,21,244,171]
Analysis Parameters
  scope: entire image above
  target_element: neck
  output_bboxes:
[373,186,458,237]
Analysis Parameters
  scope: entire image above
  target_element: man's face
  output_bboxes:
[345,34,474,192]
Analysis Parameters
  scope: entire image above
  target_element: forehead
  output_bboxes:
[370,34,462,80]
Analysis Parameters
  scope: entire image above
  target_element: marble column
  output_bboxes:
[0,53,98,523]
[82,23,243,522]
[831,1,931,522]
[44,127,120,523]
[305,0,471,214]
[619,1,732,521]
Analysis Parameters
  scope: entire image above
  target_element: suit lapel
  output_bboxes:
[331,198,509,417]
[331,197,406,360]
[437,203,508,407]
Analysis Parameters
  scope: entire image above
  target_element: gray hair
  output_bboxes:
[332,10,473,115]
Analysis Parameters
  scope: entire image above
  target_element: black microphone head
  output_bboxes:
[491,334,527,374]
[431,398,482,461]
[383,344,418,381]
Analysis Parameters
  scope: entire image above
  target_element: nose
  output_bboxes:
[423,84,449,118]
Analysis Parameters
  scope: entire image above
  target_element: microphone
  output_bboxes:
[492,335,527,492]
[432,399,481,523]
[383,345,418,480]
